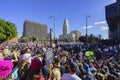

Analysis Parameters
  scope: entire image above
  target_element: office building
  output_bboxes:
[59,19,75,41]
[70,30,81,40]
[106,0,120,40]
[63,19,70,35]
[23,20,47,39]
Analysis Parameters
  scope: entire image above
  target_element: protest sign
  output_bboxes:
[85,51,94,56]
[45,48,54,66]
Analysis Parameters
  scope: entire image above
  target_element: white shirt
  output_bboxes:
[61,73,81,80]
[19,53,31,64]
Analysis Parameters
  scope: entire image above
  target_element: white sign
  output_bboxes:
[45,48,54,66]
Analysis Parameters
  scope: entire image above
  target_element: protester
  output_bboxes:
[51,58,61,80]
[42,59,50,80]
[0,42,120,80]
[61,62,82,80]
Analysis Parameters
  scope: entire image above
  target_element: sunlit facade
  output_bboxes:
[59,19,75,41]
[23,20,47,39]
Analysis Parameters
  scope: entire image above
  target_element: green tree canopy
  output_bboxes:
[79,34,99,43]
[19,37,29,42]
[0,19,18,41]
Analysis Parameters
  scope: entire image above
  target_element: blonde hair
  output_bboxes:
[19,58,28,67]
[2,49,11,56]
[11,50,20,58]
[52,68,61,80]
[79,63,83,69]
[97,73,105,80]
[0,53,4,59]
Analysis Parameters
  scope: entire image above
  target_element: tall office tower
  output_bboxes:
[106,0,120,40]
[63,19,70,35]
[23,20,48,39]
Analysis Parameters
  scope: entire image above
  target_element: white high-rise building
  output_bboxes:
[59,19,75,41]
[63,19,70,35]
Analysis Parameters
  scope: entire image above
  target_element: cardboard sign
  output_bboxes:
[45,48,54,66]
[85,51,94,56]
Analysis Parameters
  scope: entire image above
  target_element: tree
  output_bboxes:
[79,34,99,43]
[0,19,18,41]
[19,37,29,42]
[79,36,87,43]
[31,36,37,42]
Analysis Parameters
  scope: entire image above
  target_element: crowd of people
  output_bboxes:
[0,42,120,80]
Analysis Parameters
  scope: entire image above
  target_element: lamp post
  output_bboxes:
[49,16,55,42]
[86,15,90,47]
[50,28,52,47]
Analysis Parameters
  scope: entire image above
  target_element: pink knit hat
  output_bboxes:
[31,59,41,71]
[0,59,13,78]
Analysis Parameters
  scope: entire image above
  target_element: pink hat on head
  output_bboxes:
[0,59,13,78]
[31,59,41,71]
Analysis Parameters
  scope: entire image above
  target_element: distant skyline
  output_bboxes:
[0,0,116,39]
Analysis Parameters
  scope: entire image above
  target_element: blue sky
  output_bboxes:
[0,0,116,39]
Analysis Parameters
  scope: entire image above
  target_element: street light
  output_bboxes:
[86,15,90,47]
[49,16,55,42]
[50,28,52,47]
